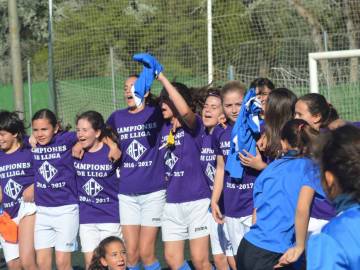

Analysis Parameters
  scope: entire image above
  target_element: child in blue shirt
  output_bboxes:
[236,119,319,270]
[307,124,360,270]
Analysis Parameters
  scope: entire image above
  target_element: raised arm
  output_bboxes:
[157,73,196,130]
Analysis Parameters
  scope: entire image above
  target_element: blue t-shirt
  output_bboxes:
[307,202,360,270]
[245,153,318,253]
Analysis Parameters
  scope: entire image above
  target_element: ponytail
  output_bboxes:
[281,119,319,156]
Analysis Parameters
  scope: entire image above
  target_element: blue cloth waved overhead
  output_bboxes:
[131,53,163,107]
[225,88,262,179]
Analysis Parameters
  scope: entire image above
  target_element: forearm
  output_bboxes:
[252,208,257,225]
[295,187,314,250]
[294,207,309,250]
[211,156,225,205]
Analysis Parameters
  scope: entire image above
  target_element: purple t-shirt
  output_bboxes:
[32,131,78,207]
[200,128,225,211]
[160,116,211,203]
[74,144,120,224]
[0,147,34,218]
[200,130,217,189]
[107,106,166,194]
[310,196,336,220]
[212,124,257,218]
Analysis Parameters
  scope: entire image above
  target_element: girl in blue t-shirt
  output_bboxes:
[237,119,319,270]
[295,93,338,234]
[307,124,360,270]
[0,111,37,270]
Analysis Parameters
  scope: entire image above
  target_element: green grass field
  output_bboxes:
[1,78,359,126]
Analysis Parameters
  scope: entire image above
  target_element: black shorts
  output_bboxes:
[236,238,297,270]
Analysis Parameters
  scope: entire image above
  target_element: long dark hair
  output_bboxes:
[298,93,339,128]
[316,125,360,202]
[88,236,125,270]
[264,88,298,159]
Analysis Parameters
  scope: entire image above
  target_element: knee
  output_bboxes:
[7,259,21,270]
[191,255,211,270]
[127,248,140,265]
[36,256,51,270]
[139,245,156,264]
[164,251,183,270]
[55,257,71,270]
[213,255,228,270]
[20,258,37,270]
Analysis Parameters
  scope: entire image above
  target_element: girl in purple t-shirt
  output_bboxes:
[31,109,79,270]
[158,72,212,270]
[295,93,338,233]
[75,111,122,269]
[0,111,37,270]
[199,89,234,270]
[211,81,254,266]
[106,75,165,270]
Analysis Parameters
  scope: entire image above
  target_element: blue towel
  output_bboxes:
[131,53,163,107]
[225,88,262,179]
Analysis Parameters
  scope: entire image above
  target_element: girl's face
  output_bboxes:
[100,242,127,270]
[76,118,101,151]
[161,101,174,120]
[32,119,58,146]
[222,90,243,123]
[0,130,18,152]
[124,76,137,108]
[202,96,223,128]
[295,100,321,130]
[256,86,271,111]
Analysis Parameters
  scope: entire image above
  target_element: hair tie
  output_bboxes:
[298,123,304,131]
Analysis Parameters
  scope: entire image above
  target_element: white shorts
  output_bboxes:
[80,223,121,252]
[0,201,36,262]
[162,198,210,241]
[119,189,166,227]
[307,217,329,236]
[208,212,233,256]
[35,204,79,252]
[225,215,252,256]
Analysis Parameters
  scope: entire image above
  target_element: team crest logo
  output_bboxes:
[4,179,23,200]
[164,151,178,170]
[205,163,216,182]
[126,139,147,161]
[83,178,103,197]
[39,161,57,183]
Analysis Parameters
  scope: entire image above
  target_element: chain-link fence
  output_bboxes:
[42,0,360,124]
